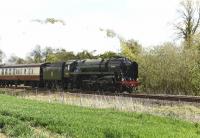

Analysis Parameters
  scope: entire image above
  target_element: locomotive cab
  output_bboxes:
[43,62,65,88]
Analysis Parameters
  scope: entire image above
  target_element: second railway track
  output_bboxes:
[67,90,200,103]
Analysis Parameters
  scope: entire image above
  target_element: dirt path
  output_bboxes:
[0,132,7,138]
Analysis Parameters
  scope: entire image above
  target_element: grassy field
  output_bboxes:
[0,94,199,138]
[1,88,200,123]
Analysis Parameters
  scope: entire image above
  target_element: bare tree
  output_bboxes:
[8,55,25,64]
[0,50,4,63]
[31,45,43,63]
[175,0,200,48]
[42,47,54,62]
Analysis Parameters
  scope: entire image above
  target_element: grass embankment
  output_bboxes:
[0,94,199,138]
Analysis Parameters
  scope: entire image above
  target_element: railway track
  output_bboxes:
[125,94,200,103]
[67,90,200,103]
[0,86,200,103]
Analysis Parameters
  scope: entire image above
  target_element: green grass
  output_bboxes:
[0,94,199,138]
[0,114,33,137]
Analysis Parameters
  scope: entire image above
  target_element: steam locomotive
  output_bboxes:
[0,56,139,92]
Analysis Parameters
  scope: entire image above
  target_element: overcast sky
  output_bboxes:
[0,0,181,59]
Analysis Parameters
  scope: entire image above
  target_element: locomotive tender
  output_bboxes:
[0,56,139,92]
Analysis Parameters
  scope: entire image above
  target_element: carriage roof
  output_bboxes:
[0,63,46,68]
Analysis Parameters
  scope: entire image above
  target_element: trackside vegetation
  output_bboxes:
[0,94,199,138]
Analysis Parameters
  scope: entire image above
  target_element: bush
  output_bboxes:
[123,42,200,95]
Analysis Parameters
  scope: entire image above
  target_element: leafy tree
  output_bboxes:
[121,39,142,61]
[76,50,95,59]
[47,49,75,62]
[99,51,118,59]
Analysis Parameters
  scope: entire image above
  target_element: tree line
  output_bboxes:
[5,45,118,64]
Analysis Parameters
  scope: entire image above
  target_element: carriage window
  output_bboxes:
[31,69,34,75]
[19,69,22,75]
[5,69,7,75]
[24,69,26,75]
[28,68,30,74]
[13,69,15,75]
[9,68,11,75]
[2,69,3,75]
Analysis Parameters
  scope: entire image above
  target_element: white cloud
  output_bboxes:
[0,0,182,61]
[0,20,120,60]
